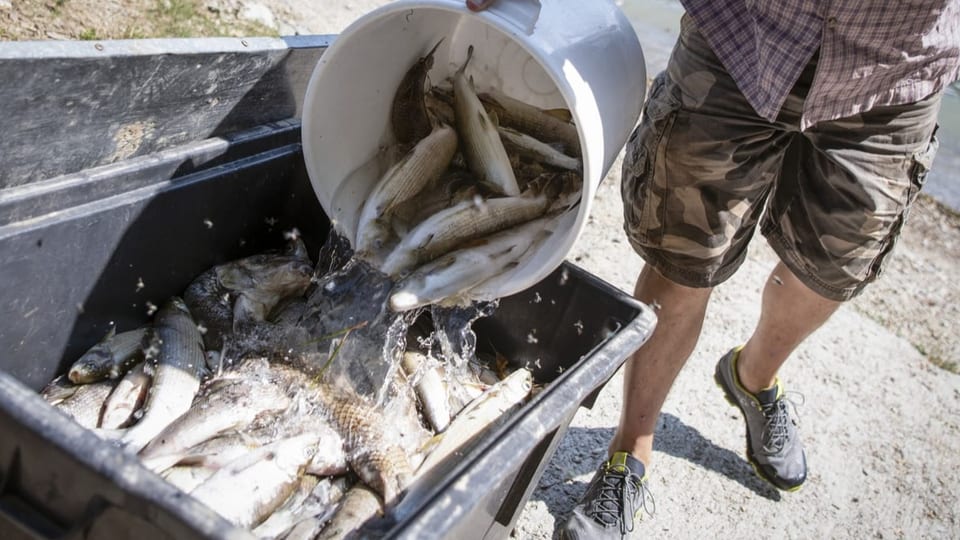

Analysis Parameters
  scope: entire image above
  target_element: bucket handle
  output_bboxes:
[476,0,542,35]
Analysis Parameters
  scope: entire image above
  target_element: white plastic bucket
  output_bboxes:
[302,0,646,300]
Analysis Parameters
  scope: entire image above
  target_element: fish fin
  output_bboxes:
[102,325,117,341]
[424,38,444,62]
[489,110,500,127]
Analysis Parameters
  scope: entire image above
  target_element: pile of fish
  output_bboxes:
[356,42,583,312]
[35,39,577,538]
[40,235,535,539]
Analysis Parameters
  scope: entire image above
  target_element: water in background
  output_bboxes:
[619,0,960,211]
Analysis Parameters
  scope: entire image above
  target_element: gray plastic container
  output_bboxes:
[0,37,655,539]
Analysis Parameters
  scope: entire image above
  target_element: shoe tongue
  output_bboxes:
[608,451,646,478]
[754,382,781,406]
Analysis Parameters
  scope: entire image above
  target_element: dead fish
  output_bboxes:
[279,476,352,540]
[416,367,533,476]
[100,361,152,429]
[425,89,456,126]
[497,126,581,172]
[41,374,78,406]
[315,385,413,506]
[391,39,444,149]
[380,188,552,277]
[184,238,313,351]
[163,465,218,494]
[190,432,319,529]
[138,358,292,473]
[454,45,520,197]
[314,484,384,540]
[121,297,206,453]
[68,327,147,384]
[355,124,459,256]
[54,379,117,429]
[401,351,450,432]
[389,168,479,234]
[253,474,321,539]
[479,89,581,157]
[389,216,554,311]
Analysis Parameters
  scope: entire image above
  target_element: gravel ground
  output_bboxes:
[7,1,957,537]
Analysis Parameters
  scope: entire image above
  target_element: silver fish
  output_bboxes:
[389,216,554,311]
[497,126,582,172]
[380,188,552,277]
[163,465,217,494]
[190,432,319,529]
[314,484,384,540]
[138,358,293,473]
[68,327,147,384]
[355,124,459,256]
[480,88,581,157]
[121,297,206,453]
[100,361,152,429]
[416,367,533,476]
[400,351,451,432]
[54,379,117,429]
[279,477,352,540]
[454,45,521,197]
[252,474,321,539]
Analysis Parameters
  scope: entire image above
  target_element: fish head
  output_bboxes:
[166,296,192,316]
[68,346,112,383]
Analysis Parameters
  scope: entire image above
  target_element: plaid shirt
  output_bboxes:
[681,0,960,130]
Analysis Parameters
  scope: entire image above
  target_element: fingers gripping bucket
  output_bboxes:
[302,0,646,299]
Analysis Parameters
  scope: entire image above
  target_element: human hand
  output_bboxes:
[466,0,495,11]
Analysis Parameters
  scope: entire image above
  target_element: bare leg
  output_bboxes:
[609,265,713,466]
[736,261,841,393]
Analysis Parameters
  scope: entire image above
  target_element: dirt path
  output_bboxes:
[4,1,958,537]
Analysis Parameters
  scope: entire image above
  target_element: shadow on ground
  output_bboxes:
[530,413,780,535]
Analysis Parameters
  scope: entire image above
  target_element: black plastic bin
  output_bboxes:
[0,37,656,539]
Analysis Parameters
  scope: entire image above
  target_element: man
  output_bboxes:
[555,1,960,539]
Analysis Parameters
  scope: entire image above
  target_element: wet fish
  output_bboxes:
[389,216,554,311]
[497,126,581,172]
[139,358,293,473]
[41,374,78,406]
[314,484,384,540]
[163,465,217,493]
[184,238,313,351]
[389,169,479,234]
[68,327,147,384]
[279,477,352,540]
[121,297,206,453]
[479,89,581,157]
[100,361,152,429]
[190,432,319,529]
[391,39,444,149]
[355,124,459,256]
[253,474,322,539]
[315,385,413,506]
[453,45,521,197]
[400,351,450,432]
[416,367,533,476]
[380,188,552,277]
[54,379,117,429]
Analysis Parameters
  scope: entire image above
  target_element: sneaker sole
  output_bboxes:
[713,366,804,493]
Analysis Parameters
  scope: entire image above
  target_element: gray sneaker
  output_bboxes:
[558,451,654,539]
[714,346,807,491]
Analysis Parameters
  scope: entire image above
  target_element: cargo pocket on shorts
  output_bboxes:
[907,126,939,203]
[621,72,682,244]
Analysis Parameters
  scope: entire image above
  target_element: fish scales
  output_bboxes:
[121,297,206,453]
[315,386,412,506]
[497,126,582,172]
[314,484,384,540]
[480,89,581,157]
[355,124,459,255]
[391,39,444,148]
[54,379,117,429]
[381,192,550,276]
[453,45,521,197]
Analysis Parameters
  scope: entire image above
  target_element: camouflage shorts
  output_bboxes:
[621,15,942,301]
